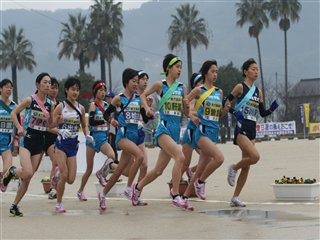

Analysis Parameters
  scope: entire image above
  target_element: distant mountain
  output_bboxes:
[1,1,319,101]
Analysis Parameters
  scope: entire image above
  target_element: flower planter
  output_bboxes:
[272,182,320,201]
[42,182,51,193]
[167,181,196,197]
[95,180,127,197]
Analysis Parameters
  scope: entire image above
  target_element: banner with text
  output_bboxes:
[256,121,296,137]
[309,122,320,134]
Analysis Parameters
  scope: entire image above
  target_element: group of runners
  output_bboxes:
[0,54,278,216]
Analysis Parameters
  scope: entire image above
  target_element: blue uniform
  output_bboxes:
[234,82,260,144]
[194,86,222,146]
[115,93,141,148]
[86,101,109,152]
[20,96,52,156]
[55,101,81,157]
[154,80,185,146]
[0,101,15,154]
[181,119,197,149]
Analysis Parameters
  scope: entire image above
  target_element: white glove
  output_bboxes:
[86,135,95,145]
[58,129,72,139]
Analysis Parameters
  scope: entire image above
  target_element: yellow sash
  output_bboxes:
[195,87,216,111]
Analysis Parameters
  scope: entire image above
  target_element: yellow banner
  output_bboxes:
[304,103,310,128]
[309,122,320,134]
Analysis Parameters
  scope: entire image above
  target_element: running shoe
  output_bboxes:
[227,164,237,187]
[77,191,87,201]
[55,203,66,213]
[48,188,57,200]
[96,170,107,187]
[3,166,16,187]
[131,183,141,206]
[98,191,106,210]
[181,198,194,211]
[0,182,6,192]
[186,168,194,183]
[10,204,23,217]
[51,166,60,188]
[230,197,246,207]
[123,187,132,200]
[101,158,114,179]
[194,179,206,200]
[169,190,186,208]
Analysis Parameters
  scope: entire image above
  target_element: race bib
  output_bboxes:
[163,96,182,116]
[203,100,221,121]
[124,105,140,124]
[242,101,259,121]
[61,118,81,137]
[0,115,14,133]
[28,110,48,131]
[92,115,108,131]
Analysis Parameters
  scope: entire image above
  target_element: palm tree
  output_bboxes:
[168,4,209,90]
[0,25,36,103]
[236,0,269,106]
[58,12,90,73]
[266,0,302,118]
[89,0,123,90]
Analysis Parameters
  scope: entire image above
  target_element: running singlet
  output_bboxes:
[0,102,15,134]
[90,101,109,132]
[117,93,141,129]
[159,80,184,124]
[59,101,81,138]
[197,86,222,128]
[24,96,51,132]
[238,82,260,122]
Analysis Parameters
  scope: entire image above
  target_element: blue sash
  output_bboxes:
[235,84,256,112]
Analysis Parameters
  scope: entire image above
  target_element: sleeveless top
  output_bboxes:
[24,96,51,133]
[90,101,109,132]
[237,82,260,122]
[159,79,184,125]
[58,101,81,138]
[117,93,141,130]
[197,86,222,129]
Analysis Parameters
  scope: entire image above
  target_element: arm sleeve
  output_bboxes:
[89,111,105,126]
[259,102,272,117]
[103,104,116,122]
[140,107,151,123]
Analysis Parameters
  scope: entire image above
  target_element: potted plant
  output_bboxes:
[41,176,51,193]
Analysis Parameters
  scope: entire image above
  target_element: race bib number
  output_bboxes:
[0,115,14,133]
[92,115,108,131]
[61,118,80,137]
[203,100,221,122]
[242,101,258,121]
[28,110,48,131]
[163,96,182,116]
[124,105,140,124]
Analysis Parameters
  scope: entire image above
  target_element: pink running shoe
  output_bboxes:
[181,198,194,211]
[194,179,206,200]
[96,170,107,187]
[169,190,186,208]
[98,191,106,210]
[131,183,141,206]
[123,187,132,200]
[137,198,148,206]
[55,203,66,213]
[77,191,87,201]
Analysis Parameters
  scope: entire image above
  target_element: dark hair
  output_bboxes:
[92,80,106,97]
[64,77,81,97]
[51,77,59,87]
[36,72,51,85]
[162,53,181,75]
[190,73,203,89]
[138,70,149,80]
[242,58,257,77]
[199,60,218,83]
[122,68,138,88]
[0,78,13,88]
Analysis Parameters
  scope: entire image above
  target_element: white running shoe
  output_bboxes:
[230,197,246,207]
[98,191,106,210]
[123,187,133,200]
[227,164,237,187]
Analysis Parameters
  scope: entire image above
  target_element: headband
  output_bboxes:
[193,74,202,86]
[138,70,145,76]
[160,56,182,75]
[94,82,106,91]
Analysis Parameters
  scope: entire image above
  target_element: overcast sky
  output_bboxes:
[0,0,148,11]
